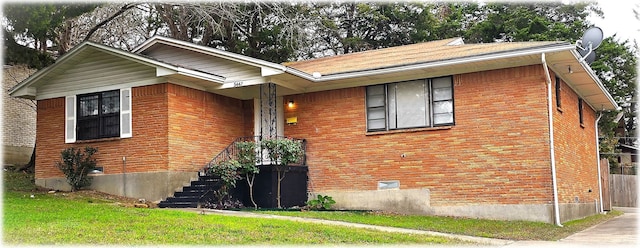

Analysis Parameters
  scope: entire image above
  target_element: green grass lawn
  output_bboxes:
[1,171,460,245]
[2,170,622,244]
[256,208,622,241]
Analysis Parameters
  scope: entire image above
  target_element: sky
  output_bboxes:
[586,0,639,42]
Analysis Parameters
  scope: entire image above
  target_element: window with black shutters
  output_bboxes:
[77,90,120,140]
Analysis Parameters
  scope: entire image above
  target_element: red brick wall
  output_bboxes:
[284,65,557,206]
[36,84,170,179]
[166,84,245,172]
[36,83,247,179]
[551,74,600,204]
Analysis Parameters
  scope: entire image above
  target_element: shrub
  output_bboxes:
[306,194,336,210]
[261,138,304,208]
[236,141,259,209]
[208,159,241,205]
[56,146,98,191]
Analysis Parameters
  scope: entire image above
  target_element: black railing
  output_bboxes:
[202,136,307,174]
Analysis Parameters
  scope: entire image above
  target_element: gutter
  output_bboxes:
[542,53,563,227]
[595,113,604,213]
[286,43,575,82]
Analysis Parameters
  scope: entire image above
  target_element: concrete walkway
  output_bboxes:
[504,207,638,248]
[173,207,638,247]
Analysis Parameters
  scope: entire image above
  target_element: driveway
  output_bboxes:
[504,207,638,247]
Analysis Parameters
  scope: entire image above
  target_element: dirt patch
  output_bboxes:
[50,189,158,208]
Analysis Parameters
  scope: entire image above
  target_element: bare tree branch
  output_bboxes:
[83,3,139,43]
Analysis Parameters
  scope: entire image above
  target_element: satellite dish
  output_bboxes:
[578,46,596,65]
[580,27,604,50]
[576,26,603,64]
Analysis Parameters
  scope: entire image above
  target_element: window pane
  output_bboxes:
[367,85,384,95]
[367,95,385,108]
[367,107,385,120]
[433,101,453,114]
[102,115,120,137]
[432,77,452,88]
[434,113,454,125]
[77,118,99,140]
[367,85,386,131]
[79,95,98,117]
[368,119,386,130]
[102,91,120,114]
[432,77,452,101]
[393,81,427,128]
[433,87,452,101]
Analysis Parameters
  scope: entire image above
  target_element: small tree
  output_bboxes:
[262,138,303,208]
[56,146,98,191]
[208,159,241,205]
[236,141,259,209]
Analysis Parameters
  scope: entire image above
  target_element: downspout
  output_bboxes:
[595,113,604,213]
[541,53,563,227]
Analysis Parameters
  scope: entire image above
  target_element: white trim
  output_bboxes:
[595,113,604,213]
[120,88,132,138]
[542,53,563,227]
[64,95,76,143]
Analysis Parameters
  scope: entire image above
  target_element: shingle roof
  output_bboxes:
[283,38,568,76]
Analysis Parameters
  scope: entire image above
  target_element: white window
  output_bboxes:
[366,76,454,132]
[65,88,132,143]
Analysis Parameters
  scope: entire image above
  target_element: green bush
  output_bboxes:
[208,159,242,204]
[56,146,98,191]
[306,194,336,210]
[236,141,259,209]
[261,138,304,208]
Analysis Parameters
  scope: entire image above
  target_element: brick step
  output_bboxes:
[163,196,199,203]
[190,179,221,187]
[158,202,198,208]
[174,191,207,197]
[158,174,222,208]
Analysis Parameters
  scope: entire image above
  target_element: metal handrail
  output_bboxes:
[202,136,307,174]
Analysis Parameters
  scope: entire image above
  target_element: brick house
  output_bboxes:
[3,64,37,166]
[9,36,617,224]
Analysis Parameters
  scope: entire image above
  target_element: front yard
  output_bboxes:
[2,170,622,245]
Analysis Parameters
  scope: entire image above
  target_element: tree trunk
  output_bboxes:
[15,144,35,174]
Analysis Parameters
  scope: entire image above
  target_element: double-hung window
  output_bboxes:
[366,76,454,132]
[77,90,120,140]
[65,88,132,143]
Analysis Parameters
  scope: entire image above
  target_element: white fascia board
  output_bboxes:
[176,67,226,83]
[157,66,225,84]
[570,50,620,110]
[133,36,286,73]
[10,87,37,99]
[286,44,577,82]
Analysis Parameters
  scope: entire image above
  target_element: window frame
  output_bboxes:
[555,75,562,109]
[578,98,584,126]
[76,90,121,140]
[366,76,454,132]
[65,88,132,143]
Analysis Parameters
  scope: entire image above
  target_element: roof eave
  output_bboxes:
[133,36,287,75]
[570,50,620,111]
[287,43,576,82]
[9,41,226,99]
